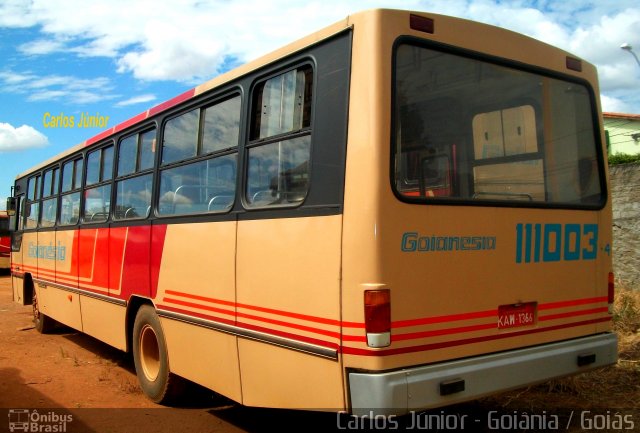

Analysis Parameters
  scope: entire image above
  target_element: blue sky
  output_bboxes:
[1,0,639,209]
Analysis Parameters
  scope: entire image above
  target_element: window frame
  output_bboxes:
[83,143,115,224]
[157,91,242,217]
[243,62,315,210]
[39,165,60,228]
[24,174,41,230]
[58,157,84,226]
[390,36,607,210]
[114,127,157,221]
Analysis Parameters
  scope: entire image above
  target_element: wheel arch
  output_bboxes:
[125,296,155,353]
[23,272,34,305]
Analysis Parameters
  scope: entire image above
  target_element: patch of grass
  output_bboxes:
[613,288,640,334]
[608,153,640,165]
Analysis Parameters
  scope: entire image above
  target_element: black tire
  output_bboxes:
[132,305,184,404]
[33,286,56,334]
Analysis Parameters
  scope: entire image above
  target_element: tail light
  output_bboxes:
[364,289,391,348]
[608,272,615,314]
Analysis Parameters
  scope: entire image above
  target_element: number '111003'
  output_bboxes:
[515,223,598,264]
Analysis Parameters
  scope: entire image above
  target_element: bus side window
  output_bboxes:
[115,129,156,220]
[25,175,40,229]
[59,158,83,226]
[246,65,313,208]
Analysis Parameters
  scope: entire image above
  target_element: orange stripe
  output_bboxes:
[393,322,497,341]
[163,297,235,317]
[165,289,363,328]
[538,296,608,310]
[341,317,612,356]
[163,296,341,340]
[392,309,497,328]
[539,307,609,322]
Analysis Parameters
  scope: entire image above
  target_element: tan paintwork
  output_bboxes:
[155,221,236,304]
[11,276,25,305]
[160,317,242,403]
[235,215,344,409]
[80,296,127,350]
[236,216,342,326]
[36,284,83,331]
[238,338,344,409]
[154,221,241,403]
[21,232,38,279]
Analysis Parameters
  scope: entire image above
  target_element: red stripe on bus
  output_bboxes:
[340,317,612,356]
[165,290,236,307]
[164,297,235,317]
[114,111,148,133]
[392,322,497,342]
[538,296,608,311]
[158,304,236,328]
[237,321,340,350]
[165,289,364,328]
[539,307,609,322]
[390,296,607,330]
[158,304,339,351]
[392,309,497,328]
[148,89,196,116]
[164,296,341,339]
[85,128,115,146]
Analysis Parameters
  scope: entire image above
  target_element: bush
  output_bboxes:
[608,153,640,165]
[613,287,640,334]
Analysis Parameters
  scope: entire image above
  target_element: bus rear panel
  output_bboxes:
[341,10,615,415]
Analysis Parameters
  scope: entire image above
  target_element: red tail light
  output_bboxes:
[364,289,391,348]
[608,272,615,313]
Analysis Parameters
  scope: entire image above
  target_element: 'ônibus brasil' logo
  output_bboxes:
[8,409,73,432]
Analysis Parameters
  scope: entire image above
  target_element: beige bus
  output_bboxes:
[6,9,616,415]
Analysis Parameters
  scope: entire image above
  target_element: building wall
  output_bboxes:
[610,162,640,290]
[604,113,640,155]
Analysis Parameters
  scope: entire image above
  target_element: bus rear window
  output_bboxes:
[393,43,604,207]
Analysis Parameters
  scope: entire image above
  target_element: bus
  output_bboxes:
[0,211,10,271]
[6,9,617,415]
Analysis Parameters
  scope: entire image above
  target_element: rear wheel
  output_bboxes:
[132,305,184,404]
[32,285,56,334]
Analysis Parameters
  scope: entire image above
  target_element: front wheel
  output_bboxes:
[132,305,184,404]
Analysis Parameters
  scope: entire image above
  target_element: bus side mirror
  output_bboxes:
[6,197,17,216]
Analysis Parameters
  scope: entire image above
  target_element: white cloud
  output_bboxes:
[0,122,49,152]
[18,39,66,55]
[600,95,630,114]
[115,94,156,107]
[0,71,117,104]
[0,0,639,112]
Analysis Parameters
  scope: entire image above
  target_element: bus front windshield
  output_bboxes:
[393,43,604,207]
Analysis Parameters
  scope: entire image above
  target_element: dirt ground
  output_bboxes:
[0,273,638,432]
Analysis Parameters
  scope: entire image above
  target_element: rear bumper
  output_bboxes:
[348,333,617,416]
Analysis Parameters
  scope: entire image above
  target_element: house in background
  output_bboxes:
[603,112,640,155]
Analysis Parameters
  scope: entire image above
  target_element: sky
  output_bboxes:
[0,0,639,210]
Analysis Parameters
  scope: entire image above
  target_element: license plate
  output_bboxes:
[498,302,537,329]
